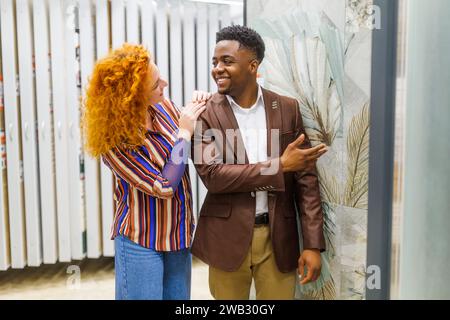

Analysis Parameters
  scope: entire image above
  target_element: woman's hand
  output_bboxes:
[192,90,212,103]
[177,101,206,141]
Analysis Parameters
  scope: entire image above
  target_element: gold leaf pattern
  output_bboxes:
[344,103,370,208]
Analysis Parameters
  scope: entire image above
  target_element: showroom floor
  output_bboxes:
[0,257,213,300]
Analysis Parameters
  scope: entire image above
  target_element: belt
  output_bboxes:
[255,212,269,225]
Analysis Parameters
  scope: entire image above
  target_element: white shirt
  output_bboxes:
[226,86,268,216]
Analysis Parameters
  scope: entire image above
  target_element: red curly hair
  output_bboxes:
[83,43,155,158]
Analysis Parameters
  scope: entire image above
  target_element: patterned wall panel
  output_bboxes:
[248,0,373,299]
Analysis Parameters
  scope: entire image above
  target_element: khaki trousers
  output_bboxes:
[209,225,297,300]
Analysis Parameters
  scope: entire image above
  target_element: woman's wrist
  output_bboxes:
[177,128,192,141]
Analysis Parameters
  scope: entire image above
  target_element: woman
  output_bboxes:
[83,43,210,300]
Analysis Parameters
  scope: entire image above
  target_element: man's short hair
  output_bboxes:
[216,25,265,63]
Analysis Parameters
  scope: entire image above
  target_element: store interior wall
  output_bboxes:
[247,0,374,299]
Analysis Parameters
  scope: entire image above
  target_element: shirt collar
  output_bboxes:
[226,85,264,111]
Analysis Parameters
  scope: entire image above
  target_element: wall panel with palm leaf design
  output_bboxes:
[248,0,374,299]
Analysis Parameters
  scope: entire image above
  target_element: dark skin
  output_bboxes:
[212,40,327,285]
[212,40,259,107]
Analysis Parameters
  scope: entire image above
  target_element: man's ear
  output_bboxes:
[249,59,259,74]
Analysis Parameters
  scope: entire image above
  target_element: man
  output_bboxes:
[191,25,327,300]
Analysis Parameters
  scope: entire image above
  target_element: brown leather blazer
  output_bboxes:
[191,88,325,273]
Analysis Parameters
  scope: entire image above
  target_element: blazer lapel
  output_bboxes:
[262,88,282,216]
[262,88,282,160]
[212,88,282,165]
[213,94,249,164]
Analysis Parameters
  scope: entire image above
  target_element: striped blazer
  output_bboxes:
[102,99,194,251]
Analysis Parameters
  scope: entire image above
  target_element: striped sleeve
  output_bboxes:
[102,146,175,199]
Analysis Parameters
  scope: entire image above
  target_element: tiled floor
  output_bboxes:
[0,257,213,300]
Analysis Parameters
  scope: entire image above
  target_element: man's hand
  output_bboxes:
[298,249,322,285]
[280,134,327,173]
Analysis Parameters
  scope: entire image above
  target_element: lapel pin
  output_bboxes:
[271,101,278,109]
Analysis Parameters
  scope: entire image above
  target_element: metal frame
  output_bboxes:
[243,0,246,26]
[366,0,399,300]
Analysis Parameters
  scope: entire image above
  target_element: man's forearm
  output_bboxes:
[296,171,326,251]
[195,158,285,194]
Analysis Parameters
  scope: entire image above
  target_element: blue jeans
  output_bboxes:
[114,235,191,300]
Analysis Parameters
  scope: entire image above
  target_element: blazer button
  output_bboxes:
[251,192,256,197]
